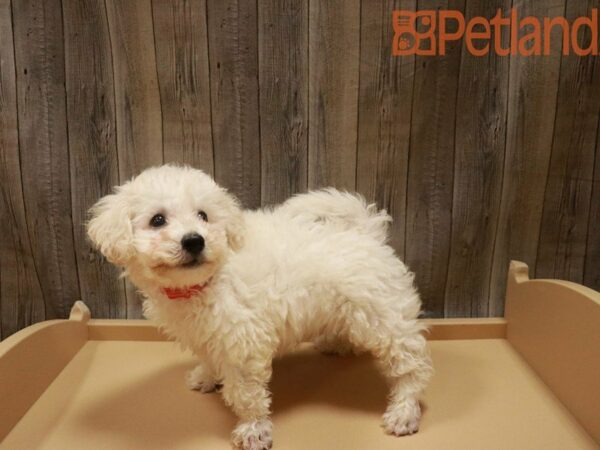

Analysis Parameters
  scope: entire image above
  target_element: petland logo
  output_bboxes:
[393,9,599,56]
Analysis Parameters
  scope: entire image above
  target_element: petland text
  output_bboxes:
[393,9,599,56]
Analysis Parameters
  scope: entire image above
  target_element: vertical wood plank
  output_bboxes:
[152,0,214,173]
[490,0,566,315]
[105,0,163,178]
[405,0,465,317]
[584,120,600,292]
[258,0,308,205]
[11,0,80,320]
[444,0,510,317]
[536,0,600,283]
[0,0,45,338]
[308,0,360,190]
[63,0,127,319]
[207,0,261,208]
[106,0,163,318]
[356,0,415,256]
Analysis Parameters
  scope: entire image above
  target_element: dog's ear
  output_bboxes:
[219,188,245,251]
[87,191,134,265]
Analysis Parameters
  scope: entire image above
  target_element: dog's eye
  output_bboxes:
[149,214,166,228]
[198,211,208,222]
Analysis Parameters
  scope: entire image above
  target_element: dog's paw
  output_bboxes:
[185,365,220,393]
[231,418,273,450]
[381,397,421,436]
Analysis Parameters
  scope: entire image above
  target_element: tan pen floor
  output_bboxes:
[2,339,597,450]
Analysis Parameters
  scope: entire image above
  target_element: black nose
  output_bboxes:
[181,233,205,255]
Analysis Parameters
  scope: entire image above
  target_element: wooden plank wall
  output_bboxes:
[1,0,599,337]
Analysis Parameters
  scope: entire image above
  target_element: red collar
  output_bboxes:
[161,281,210,301]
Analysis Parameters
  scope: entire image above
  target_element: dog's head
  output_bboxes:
[87,165,244,288]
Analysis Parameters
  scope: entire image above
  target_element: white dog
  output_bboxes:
[87,165,432,450]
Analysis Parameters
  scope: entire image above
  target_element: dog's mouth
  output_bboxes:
[181,259,202,268]
[153,258,209,271]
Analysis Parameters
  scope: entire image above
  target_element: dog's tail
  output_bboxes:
[278,188,391,244]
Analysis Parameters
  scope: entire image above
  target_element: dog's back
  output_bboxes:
[276,189,391,244]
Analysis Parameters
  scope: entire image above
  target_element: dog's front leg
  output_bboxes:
[221,366,273,450]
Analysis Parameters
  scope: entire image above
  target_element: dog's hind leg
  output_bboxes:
[344,304,432,436]
[376,327,432,435]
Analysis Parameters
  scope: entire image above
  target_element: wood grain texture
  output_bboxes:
[152,0,214,173]
[63,0,127,319]
[11,0,80,320]
[536,0,600,283]
[207,0,261,208]
[258,0,308,205]
[0,0,45,338]
[3,0,600,336]
[584,118,600,293]
[106,0,163,318]
[489,0,566,316]
[308,0,360,190]
[105,0,163,178]
[444,0,510,317]
[405,0,465,318]
[356,0,415,256]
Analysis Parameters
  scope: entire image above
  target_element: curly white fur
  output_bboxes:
[87,164,433,449]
